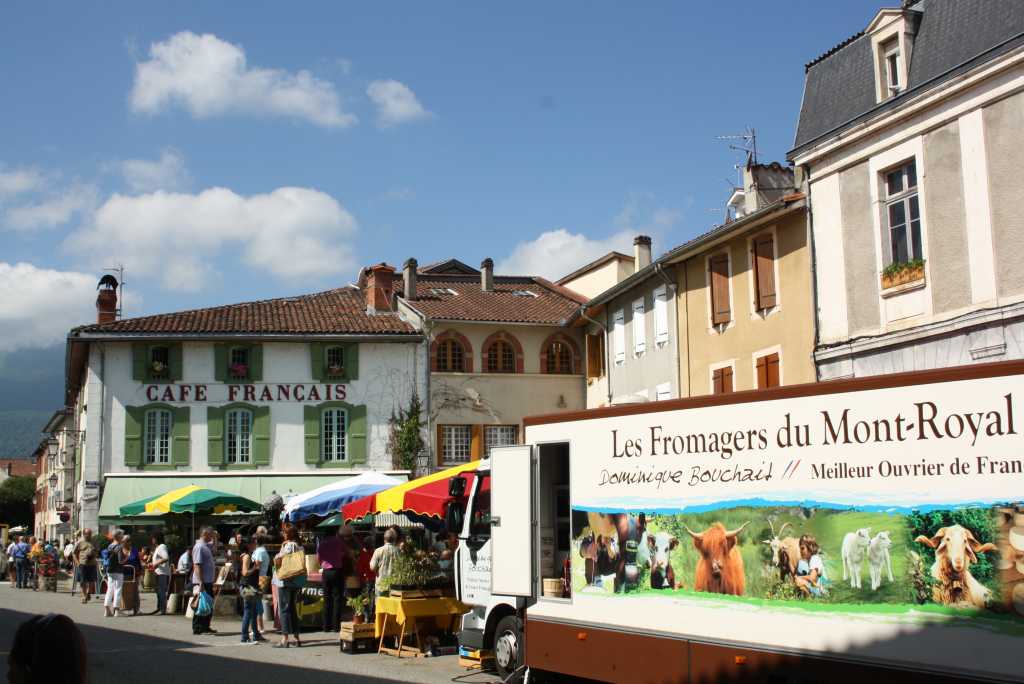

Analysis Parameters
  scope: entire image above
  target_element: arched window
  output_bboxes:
[545,341,574,374]
[436,338,465,372]
[226,408,253,464]
[144,408,172,464]
[486,340,516,373]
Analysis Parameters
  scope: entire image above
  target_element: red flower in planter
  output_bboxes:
[229,363,249,377]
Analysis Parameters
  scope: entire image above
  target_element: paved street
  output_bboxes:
[0,582,499,684]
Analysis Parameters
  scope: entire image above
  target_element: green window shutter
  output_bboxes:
[171,406,190,466]
[214,344,228,382]
[304,405,321,465]
[252,406,271,466]
[310,342,326,382]
[343,343,359,381]
[348,404,367,464]
[132,343,148,381]
[207,406,225,467]
[249,344,263,381]
[168,343,183,382]
[124,406,143,467]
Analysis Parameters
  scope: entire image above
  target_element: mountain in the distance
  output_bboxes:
[0,344,66,456]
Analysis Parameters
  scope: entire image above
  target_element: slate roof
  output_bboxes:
[791,0,1024,156]
[70,287,417,337]
[399,274,587,325]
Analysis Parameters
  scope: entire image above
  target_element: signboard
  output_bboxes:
[85,481,100,489]
[526,370,1024,682]
[55,523,71,535]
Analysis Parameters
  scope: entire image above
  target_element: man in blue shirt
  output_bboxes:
[191,527,217,635]
[13,536,31,589]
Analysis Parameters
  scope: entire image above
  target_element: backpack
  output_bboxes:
[102,543,122,573]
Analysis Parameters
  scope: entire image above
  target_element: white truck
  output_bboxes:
[448,361,1024,683]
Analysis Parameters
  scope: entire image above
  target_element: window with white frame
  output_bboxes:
[653,285,669,345]
[882,38,901,98]
[441,425,472,464]
[144,409,172,464]
[484,425,517,456]
[322,408,347,462]
[229,347,250,379]
[632,298,646,355]
[883,160,923,266]
[612,309,625,364]
[226,408,253,464]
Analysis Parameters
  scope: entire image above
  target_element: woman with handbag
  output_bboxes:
[120,535,142,616]
[238,537,265,644]
[272,526,305,648]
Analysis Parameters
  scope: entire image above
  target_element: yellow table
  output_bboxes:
[374,596,470,657]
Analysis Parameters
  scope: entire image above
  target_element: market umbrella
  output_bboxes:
[341,461,488,522]
[119,484,261,516]
[282,472,402,522]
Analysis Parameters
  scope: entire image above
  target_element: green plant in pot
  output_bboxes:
[382,546,440,592]
[346,589,370,623]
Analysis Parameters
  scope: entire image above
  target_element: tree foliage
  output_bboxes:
[388,393,426,473]
[0,475,36,526]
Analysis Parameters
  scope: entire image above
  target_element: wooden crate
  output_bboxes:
[339,621,376,640]
[340,637,375,654]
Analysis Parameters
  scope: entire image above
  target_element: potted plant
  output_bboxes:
[151,360,167,374]
[347,590,370,623]
[327,364,344,376]
[229,362,249,378]
[881,259,925,290]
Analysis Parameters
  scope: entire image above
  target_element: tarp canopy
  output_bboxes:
[97,472,409,526]
[342,461,487,522]
[283,472,402,522]
[119,485,261,516]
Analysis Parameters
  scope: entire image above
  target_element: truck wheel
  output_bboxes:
[493,614,524,680]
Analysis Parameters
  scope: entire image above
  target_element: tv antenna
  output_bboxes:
[102,264,125,319]
[716,127,758,167]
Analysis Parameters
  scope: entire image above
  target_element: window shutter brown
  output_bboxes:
[756,355,768,389]
[713,368,723,394]
[712,367,733,394]
[753,235,777,310]
[757,353,780,389]
[722,366,733,393]
[709,255,731,325]
[586,334,604,378]
[471,425,483,461]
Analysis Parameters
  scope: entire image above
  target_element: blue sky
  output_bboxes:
[0,1,882,355]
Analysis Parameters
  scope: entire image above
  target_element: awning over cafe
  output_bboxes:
[97,471,409,526]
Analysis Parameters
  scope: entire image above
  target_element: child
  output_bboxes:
[794,534,827,597]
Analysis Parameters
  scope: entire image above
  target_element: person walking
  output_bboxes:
[252,534,272,634]
[272,526,305,648]
[13,536,31,589]
[316,525,351,633]
[148,533,171,615]
[238,537,265,644]
[191,527,217,635]
[6,536,19,586]
[103,530,127,617]
[120,536,142,616]
[73,529,98,604]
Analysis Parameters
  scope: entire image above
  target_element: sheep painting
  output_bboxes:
[841,527,871,589]
[867,531,894,591]
[914,524,997,609]
[684,521,749,595]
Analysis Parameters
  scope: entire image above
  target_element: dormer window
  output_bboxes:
[883,38,901,98]
[325,346,345,376]
[229,347,250,379]
[149,346,170,379]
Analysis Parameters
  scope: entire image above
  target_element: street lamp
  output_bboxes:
[46,437,59,458]
[48,473,59,488]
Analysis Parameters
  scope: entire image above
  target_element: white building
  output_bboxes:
[66,273,425,532]
[790,0,1024,379]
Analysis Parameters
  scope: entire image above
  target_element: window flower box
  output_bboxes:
[327,364,344,376]
[151,360,167,374]
[229,362,249,378]
[881,260,925,292]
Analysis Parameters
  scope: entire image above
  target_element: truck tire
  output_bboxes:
[493,614,524,680]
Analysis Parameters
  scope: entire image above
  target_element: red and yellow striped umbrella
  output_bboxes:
[342,461,486,521]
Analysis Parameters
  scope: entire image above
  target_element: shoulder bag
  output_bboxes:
[276,548,306,581]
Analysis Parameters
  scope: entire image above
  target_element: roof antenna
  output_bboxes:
[102,264,125,319]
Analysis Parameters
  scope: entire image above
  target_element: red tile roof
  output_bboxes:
[71,287,417,336]
[400,274,586,325]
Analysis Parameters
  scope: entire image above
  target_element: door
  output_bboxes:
[456,471,494,606]
[490,444,535,597]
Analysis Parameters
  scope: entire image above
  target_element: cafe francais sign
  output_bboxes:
[145,383,348,403]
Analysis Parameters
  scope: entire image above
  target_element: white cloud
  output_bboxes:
[497,229,635,281]
[130,31,357,128]
[120,147,190,193]
[0,263,98,351]
[0,167,44,200]
[367,79,431,127]
[3,184,97,231]
[65,186,359,291]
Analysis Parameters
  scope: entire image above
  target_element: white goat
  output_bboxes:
[915,525,996,609]
[867,530,894,590]
[841,527,871,589]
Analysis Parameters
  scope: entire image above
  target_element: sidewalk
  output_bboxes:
[0,581,498,684]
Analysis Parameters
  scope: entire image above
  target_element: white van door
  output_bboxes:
[490,444,535,597]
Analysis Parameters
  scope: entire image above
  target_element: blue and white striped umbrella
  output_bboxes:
[282,471,403,522]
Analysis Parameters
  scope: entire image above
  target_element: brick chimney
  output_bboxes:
[366,263,396,313]
[633,235,652,273]
[96,275,118,324]
[480,258,494,292]
[403,258,418,301]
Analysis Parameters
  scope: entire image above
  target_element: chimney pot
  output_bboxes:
[403,258,418,301]
[633,235,652,272]
[95,275,118,324]
[366,263,396,313]
[481,258,494,292]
